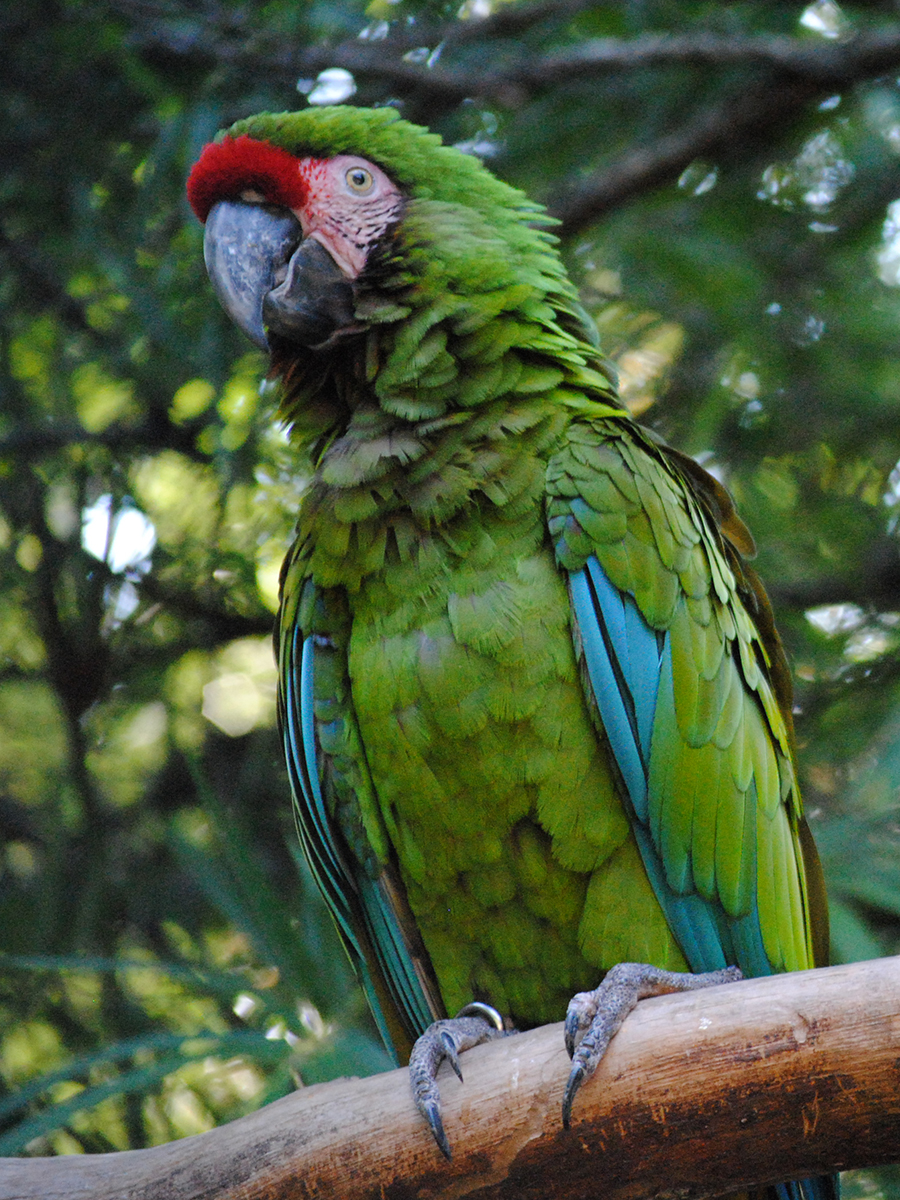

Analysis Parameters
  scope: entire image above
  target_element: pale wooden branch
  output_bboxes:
[2,955,900,1199]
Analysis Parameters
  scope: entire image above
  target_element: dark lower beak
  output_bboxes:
[203,201,355,351]
[263,239,356,347]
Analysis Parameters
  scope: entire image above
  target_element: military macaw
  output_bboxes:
[187,105,833,1198]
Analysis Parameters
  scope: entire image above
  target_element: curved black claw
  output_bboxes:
[409,1003,506,1160]
[422,1096,451,1161]
[562,963,742,1129]
[440,1030,464,1082]
[562,1062,586,1129]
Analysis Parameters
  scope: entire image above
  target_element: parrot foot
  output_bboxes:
[562,961,742,1128]
[409,1001,507,1159]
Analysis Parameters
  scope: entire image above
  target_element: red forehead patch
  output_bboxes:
[187,135,309,222]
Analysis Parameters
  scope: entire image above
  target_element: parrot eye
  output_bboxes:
[345,166,374,194]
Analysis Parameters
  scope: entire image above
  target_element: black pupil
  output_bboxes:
[352,171,367,186]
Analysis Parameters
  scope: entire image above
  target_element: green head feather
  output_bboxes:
[225,106,549,227]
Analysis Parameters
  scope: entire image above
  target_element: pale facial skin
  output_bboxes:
[287,154,404,278]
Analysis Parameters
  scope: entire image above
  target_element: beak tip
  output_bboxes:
[245,320,270,353]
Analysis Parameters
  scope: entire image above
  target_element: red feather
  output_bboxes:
[186,135,309,223]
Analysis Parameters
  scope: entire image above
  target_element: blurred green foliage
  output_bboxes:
[3,0,900,1191]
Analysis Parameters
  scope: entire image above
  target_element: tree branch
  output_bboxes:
[548,29,900,234]
[2,955,899,1199]
[135,573,274,639]
[549,75,822,234]
[469,27,900,89]
[108,3,900,113]
[293,25,900,105]
[0,420,208,462]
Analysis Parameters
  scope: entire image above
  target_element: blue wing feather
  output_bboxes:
[570,558,772,975]
[571,556,836,1200]
[299,636,352,894]
[283,631,358,950]
[282,625,440,1053]
[570,565,649,817]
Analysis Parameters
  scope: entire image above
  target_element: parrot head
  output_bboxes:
[188,130,404,350]
[188,106,617,445]
[187,106,550,353]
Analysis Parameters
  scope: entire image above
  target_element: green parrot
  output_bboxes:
[187,105,833,1197]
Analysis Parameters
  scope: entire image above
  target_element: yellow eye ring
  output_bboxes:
[345,166,374,194]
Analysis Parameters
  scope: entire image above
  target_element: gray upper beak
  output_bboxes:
[203,200,356,351]
[203,200,301,350]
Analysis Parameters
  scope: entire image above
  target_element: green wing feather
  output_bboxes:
[549,419,827,977]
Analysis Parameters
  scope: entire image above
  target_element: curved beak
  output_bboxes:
[203,201,356,351]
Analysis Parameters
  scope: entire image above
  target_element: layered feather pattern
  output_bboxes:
[200,106,834,1199]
